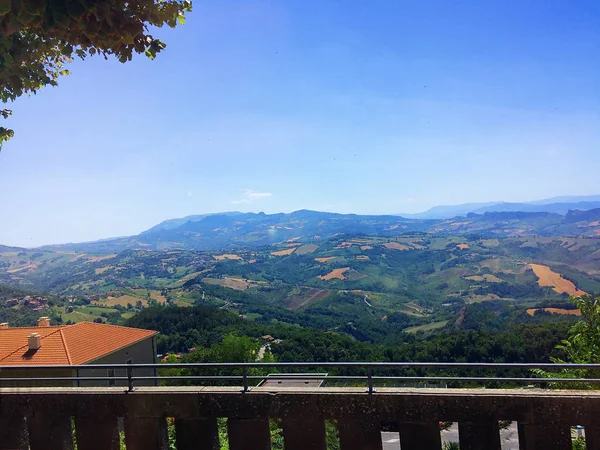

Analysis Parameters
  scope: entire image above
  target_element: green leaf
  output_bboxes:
[65,0,85,20]
[0,0,11,16]
[24,0,45,16]
[0,52,13,67]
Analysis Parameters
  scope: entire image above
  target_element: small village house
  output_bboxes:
[0,318,158,387]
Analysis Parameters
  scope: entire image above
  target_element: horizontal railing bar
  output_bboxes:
[2,362,600,370]
[0,377,130,382]
[2,375,596,384]
[131,376,600,384]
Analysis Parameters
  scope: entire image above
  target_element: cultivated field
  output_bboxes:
[284,288,332,310]
[527,308,581,316]
[465,274,503,283]
[271,248,296,256]
[528,264,586,297]
[213,254,243,261]
[100,295,148,307]
[318,267,350,280]
[85,254,116,263]
[383,242,411,251]
[315,257,336,263]
[295,244,319,255]
[203,277,250,291]
[405,321,448,333]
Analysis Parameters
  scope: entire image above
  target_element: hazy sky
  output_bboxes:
[1,0,599,247]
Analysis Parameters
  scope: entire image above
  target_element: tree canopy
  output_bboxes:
[0,0,192,149]
[533,294,600,388]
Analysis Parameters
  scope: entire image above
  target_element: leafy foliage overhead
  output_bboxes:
[0,0,192,148]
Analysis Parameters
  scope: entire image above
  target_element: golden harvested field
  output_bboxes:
[406,302,426,313]
[95,266,112,275]
[456,243,470,250]
[203,277,249,291]
[318,267,350,280]
[271,248,296,256]
[481,239,500,247]
[527,308,581,316]
[465,274,503,283]
[528,264,586,296]
[285,288,332,310]
[356,255,370,260]
[131,289,167,304]
[471,294,502,303]
[7,264,38,273]
[360,245,374,250]
[295,244,319,255]
[286,243,301,247]
[248,259,257,264]
[383,242,410,251]
[405,321,448,333]
[85,254,116,263]
[179,270,211,283]
[315,257,336,263]
[213,254,243,261]
[335,242,355,249]
[100,295,148,307]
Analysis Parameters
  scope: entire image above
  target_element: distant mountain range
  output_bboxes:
[399,195,600,219]
[34,206,600,254]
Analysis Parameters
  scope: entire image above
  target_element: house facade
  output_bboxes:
[0,318,158,387]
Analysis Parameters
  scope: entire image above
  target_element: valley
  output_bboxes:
[2,225,599,342]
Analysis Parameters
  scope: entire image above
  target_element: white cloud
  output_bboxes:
[231,189,272,204]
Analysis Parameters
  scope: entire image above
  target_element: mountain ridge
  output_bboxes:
[400,195,600,219]
[31,207,600,254]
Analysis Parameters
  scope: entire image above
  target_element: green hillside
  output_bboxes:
[2,233,598,338]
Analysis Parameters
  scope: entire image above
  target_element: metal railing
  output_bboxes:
[1,361,598,393]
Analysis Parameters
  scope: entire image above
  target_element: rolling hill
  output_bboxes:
[34,208,600,253]
[2,231,599,340]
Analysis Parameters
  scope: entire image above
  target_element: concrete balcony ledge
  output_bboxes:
[1,387,599,450]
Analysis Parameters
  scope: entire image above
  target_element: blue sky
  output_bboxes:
[1,0,599,247]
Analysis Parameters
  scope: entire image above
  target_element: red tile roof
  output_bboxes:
[0,322,156,366]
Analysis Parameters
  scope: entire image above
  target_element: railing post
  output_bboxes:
[517,422,572,450]
[399,421,442,450]
[242,366,250,393]
[458,421,501,450]
[175,418,219,450]
[228,418,270,450]
[127,359,134,392]
[28,413,74,450]
[124,417,168,450]
[282,417,326,450]
[366,367,375,394]
[338,418,382,450]
[75,415,120,450]
[583,423,600,450]
[0,415,28,450]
